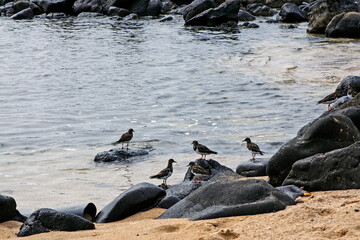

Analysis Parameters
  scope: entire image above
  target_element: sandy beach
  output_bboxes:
[1,188,359,240]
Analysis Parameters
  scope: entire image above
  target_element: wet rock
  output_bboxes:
[17,208,95,237]
[37,0,73,14]
[307,0,359,34]
[94,148,148,163]
[10,7,34,19]
[96,182,165,223]
[171,0,195,6]
[73,0,103,15]
[236,159,268,177]
[279,3,307,23]
[238,10,256,21]
[159,15,173,21]
[283,141,360,191]
[146,0,162,16]
[123,12,138,20]
[158,172,295,220]
[13,1,30,13]
[0,195,17,223]
[182,0,216,22]
[107,6,130,16]
[185,0,241,26]
[157,196,181,209]
[265,0,303,8]
[275,185,308,200]
[55,203,97,222]
[267,113,360,187]
[240,21,259,27]
[247,3,275,16]
[30,3,43,15]
[166,179,204,200]
[183,159,234,182]
[77,11,103,16]
[325,12,360,38]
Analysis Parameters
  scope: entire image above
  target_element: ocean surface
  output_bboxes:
[1,15,359,212]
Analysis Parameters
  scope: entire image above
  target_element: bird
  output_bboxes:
[115,129,134,150]
[191,140,217,160]
[243,137,263,161]
[187,161,211,183]
[329,89,355,110]
[318,92,337,111]
[150,159,176,187]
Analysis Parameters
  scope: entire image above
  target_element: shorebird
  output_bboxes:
[115,129,134,150]
[187,161,211,183]
[150,159,176,187]
[243,137,263,161]
[329,89,355,110]
[318,92,337,111]
[191,140,217,160]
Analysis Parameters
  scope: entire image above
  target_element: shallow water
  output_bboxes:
[1,15,359,211]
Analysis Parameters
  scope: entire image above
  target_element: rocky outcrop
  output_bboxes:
[265,0,303,8]
[279,3,307,22]
[158,172,295,220]
[183,159,234,182]
[96,182,165,223]
[55,203,97,222]
[73,0,103,14]
[307,0,359,34]
[247,3,275,16]
[267,113,360,187]
[10,7,34,19]
[0,195,18,223]
[182,0,216,22]
[94,148,149,163]
[17,208,95,237]
[283,141,360,191]
[325,12,360,38]
[238,10,256,21]
[236,159,268,177]
[37,0,74,14]
[185,0,241,26]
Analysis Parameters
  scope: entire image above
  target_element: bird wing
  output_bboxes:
[192,165,211,175]
[249,143,262,154]
[198,144,217,154]
[318,92,337,104]
[118,132,132,142]
[150,167,171,179]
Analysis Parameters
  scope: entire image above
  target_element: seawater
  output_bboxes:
[1,15,359,211]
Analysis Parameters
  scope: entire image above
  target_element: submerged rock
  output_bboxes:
[94,148,149,163]
[158,172,295,221]
[283,141,360,191]
[325,12,360,38]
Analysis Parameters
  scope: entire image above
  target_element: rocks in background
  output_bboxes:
[73,0,103,15]
[10,7,34,19]
[238,10,256,21]
[247,3,276,16]
[182,0,216,22]
[279,3,307,23]
[325,12,360,38]
[265,0,303,8]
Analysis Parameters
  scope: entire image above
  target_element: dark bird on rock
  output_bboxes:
[318,92,338,111]
[243,137,263,161]
[191,140,217,160]
[115,129,134,150]
[187,161,211,183]
[150,159,176,187]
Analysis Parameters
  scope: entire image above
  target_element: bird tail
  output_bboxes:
[149,175,158,179]
[260,151,264,155]
[211,151,217,154]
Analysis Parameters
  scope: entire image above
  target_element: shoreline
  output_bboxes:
[2,189,359,240]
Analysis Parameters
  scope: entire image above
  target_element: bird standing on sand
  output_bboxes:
[191,140,217,160]
[243,137,263,161]
[150,159,176,187]
[115,129,134,150]
[187,161,211,183]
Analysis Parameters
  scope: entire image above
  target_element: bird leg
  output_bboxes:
[121,143,124,149]
[197,155,203,160]
[126,143,129,150]
[198,177,202,183]
[193,178,198,183]
[328,104,334,111]
[203,155,206,160]
[251,153,255,161]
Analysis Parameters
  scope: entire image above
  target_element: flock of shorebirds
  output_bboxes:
[114,128,264,187]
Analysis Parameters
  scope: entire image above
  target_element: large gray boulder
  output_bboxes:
[158,172,295,221]
[13,1,30,13]
[247,3,275,16]
[283,141,360,191]
[17,208,95,237]
[182,0,216,22]
[267,113,360,186]
[185,0,241,26]
[96,182,165,223]
[307,0,359,34]
[94,148,149,163]
[10,7,33,19]
[238,9,256,21]
[325,12,360,38]
[279,3,307,22]
[73,0,103,14]
[0,195,18,223]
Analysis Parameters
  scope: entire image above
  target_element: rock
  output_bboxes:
[240,21,259,27]
[96,182,165,223]
[182,0,216,22]
[238,10,256,21]
[236,159,268,177]
[283,141,360,191]
[325,12,360,38]
[30,3,43,15]
[128,0,148,15]
[107,6,130,16]
[171,0,195,6]
[94,148,148,163]
[147,0,162,16]
[279,3,307,23]
[37,0,73,14]
[247,3,275,16]
[183,159,234,182]
[157,196,181,209]
[73,0,103,14]
[307,0,359,34]
[17,208,95,237]
[265,0,303,8]
[13,1,30,13]
[123,12,138,20]
[10,7,34,19]
[55,203,97,222]
[158,172,295,220]
[185,0,241,26]
[45,12,67,17]
[77,11,103,16]
[0,195,17,223]
[165,180,204,200]
[267,113,360,187]
[159,15,173,21]
[275,185,308,200]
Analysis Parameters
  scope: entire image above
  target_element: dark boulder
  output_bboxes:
[238,10,256,21]
[182,0,216,22]
[55,203,97,222]
[275,185,308,200]
[185,0,241,26]
[94,148,149,163]
[279,3,307,23]
[325,12,360,38]
[171,0,195,6]
[0,195,17,223]
[183,159,234,182]
[128,0,148,16]
[240,21,259,27]
[265,0,303,8]
[267,113,360,187]
[247,3,275,16]
[107,6,130,16]
[146,0,162,16]
[96,182,165,223]
[158,172,295,220]
[77,11,103,16]
[17,208,95,237]
[10,7,33,19]
[37,0,74,14]
[307,0,359,34]
[13,1,30,13]
[73,0,103,14]
[283,141,360,191]
[236,159,268,177]
[157,196,181,209]
[166,179,204,200]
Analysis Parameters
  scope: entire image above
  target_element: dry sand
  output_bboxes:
[1,189,359,240]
